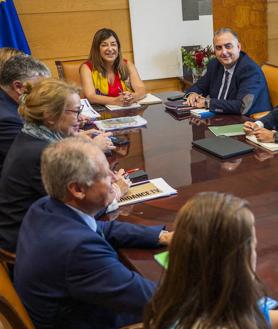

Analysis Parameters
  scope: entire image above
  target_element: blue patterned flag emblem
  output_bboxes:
[0,0,31,54]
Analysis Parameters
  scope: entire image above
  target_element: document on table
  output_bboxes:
[209,124,245,136]
[118,178,177,206]
[94,115,147,131]
[246,134,278,152]
[81,98,100,119]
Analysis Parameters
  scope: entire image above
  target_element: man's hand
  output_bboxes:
[254,128,275,142]
[185,93,205,107]
[243,121,259,135]
[159,231,174,246]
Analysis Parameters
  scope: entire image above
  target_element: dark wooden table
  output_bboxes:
[99,93,278,298]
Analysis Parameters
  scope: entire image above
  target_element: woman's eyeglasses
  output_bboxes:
[65,105,84,118]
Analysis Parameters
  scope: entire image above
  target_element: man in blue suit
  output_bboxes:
[186,28,271,116]
[14,136,172,329]
[0,55,50,174]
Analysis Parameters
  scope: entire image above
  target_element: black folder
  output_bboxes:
[192,136,254,159]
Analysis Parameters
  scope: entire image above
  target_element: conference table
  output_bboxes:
[97,92,278,299]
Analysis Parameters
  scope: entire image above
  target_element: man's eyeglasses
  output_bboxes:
[65,105,84,118]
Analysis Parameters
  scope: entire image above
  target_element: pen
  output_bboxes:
[131,180,150,187]
[126,168,140,174]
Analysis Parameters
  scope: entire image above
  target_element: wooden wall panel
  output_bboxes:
[14,0,129,14]
[268,0,278,65]
[19,10,133,59]
[212,0,268,65]
[14,0,182,92]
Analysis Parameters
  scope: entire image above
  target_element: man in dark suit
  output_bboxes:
[0,55,50,174]
[243,108,278,143]
[14,136,172,329]
[186,28,271,116]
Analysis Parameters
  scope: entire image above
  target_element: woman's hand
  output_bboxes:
[93,132,116,151]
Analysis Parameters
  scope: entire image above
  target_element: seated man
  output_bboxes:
[0,55,50,173]
[185,28,272,116]
[243,108,278,142]
[14,136,172,329]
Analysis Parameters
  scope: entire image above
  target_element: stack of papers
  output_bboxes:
[138,93,162,105]
[209,124,245,137]
[246,135,278,152]
[81,99,100,119]
[105,103,141,111]
[118,178,177,206]
[94,115,147,131]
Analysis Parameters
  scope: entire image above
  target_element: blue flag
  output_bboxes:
[0,0,31,54]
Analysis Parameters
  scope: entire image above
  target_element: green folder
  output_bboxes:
[154,251,169,269]
[209,124,245,137]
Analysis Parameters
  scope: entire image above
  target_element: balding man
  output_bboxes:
[14,136,172,329]
[185,28,271,116]
[0,55,50,172]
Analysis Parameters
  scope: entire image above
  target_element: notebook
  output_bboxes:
[138,93,162,105]
[246,135,278,152]
[190,109,215,119]
[105,103,141,111]
[209,124,245,137]
[192,136,254,159]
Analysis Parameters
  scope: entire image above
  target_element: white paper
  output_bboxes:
[138,93,162,105]
[81,98,100,119]
[94,115,147,131]
[105,103,141,111]
[118,178,177,207]
[246,135,278,152]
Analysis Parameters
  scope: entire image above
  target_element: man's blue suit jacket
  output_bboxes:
[186,51,272,115]
[260,107,278,130]
[14,197,164,329]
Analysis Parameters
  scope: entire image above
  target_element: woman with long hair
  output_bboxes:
[80,28,145,106]
[144,192,278,329]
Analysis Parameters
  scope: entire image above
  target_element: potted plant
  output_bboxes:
[181,45,214,82]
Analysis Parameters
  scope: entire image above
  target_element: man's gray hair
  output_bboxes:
[214,28,239,40]
[41,137,103,201]
[0,55,51,86]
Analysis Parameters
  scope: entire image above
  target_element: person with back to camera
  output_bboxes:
[14,136,173,329]
[0,78,128,254]
[0,47,24,73]
[0,54,50,173]
[144,192,278,329]
[80,28,146,106]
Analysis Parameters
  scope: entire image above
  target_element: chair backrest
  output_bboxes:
[55,59,86,86]
[0,249,15,266]
[0,262,35,329]
[261,62,278,107]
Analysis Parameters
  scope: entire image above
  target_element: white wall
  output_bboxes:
[129,0,213,80]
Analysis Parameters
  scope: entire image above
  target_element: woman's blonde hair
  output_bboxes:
[18,78,80,125]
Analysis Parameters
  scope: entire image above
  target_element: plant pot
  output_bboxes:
[192,67,206,83]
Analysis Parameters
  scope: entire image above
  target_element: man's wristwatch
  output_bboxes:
[205,98,210,109]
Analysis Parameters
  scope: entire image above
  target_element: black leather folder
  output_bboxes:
[192,136,254,159]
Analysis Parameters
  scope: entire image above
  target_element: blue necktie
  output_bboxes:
[219,71,230,100]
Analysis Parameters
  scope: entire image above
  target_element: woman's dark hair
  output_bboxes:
[88,28,129,80]
[144,192,267,329]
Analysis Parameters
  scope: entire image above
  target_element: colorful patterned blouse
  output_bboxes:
[84,60,132,97]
